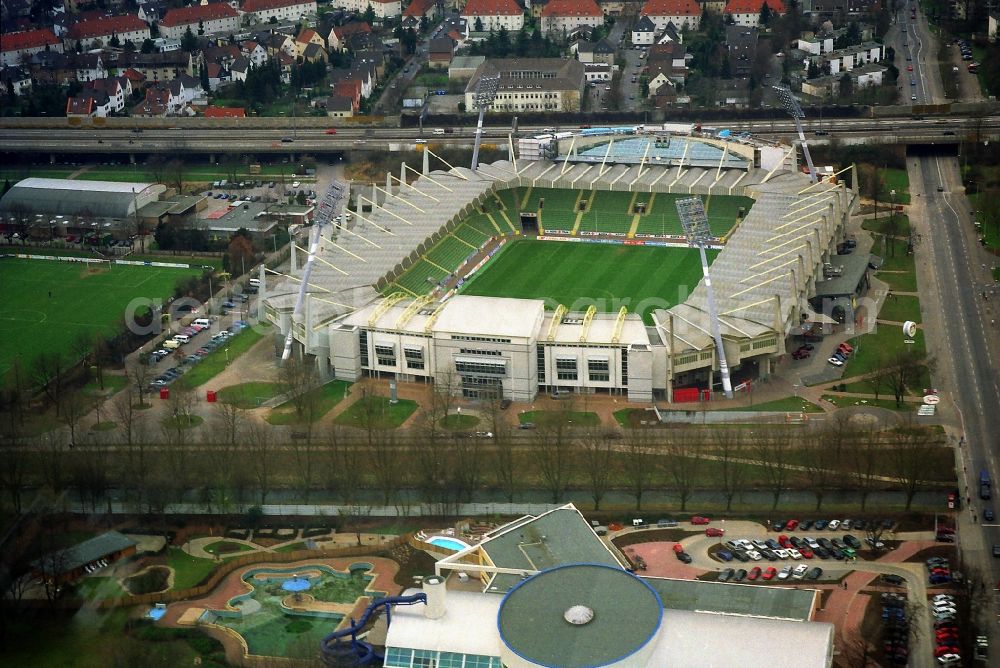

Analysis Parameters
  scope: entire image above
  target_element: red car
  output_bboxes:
[785,519,800,531]
[792,349,810,360]
[838,342,854,354]
[747,566,762,580]
[907,65,913,71]
[691,516,711,525]
[325,128,338,134]
[706,527,725,537]
[799,548,814,559]
[779,534,792,548]
[672,543,685,554]
[762,566,778,580]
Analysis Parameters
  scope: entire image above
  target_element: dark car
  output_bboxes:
[732,568,748,582]
[843,535,862,549]
[718,568,734,582]
[717,550,733,562]
[985,508,995,522]
[677,552,693,564]
[732,551,750,563]
[805,567,823,580]
[881,574,905,586]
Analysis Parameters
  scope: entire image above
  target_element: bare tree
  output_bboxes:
[484,399,518,503]
[847,422,884,511]
[753,427,792,510]
[621,427,654,511]
[890,422,939,510]
[883,349,934,408]
[60,391,88,447]
[580,425,614,510]
[533,404,575,504]
[279,356,322,426]
[0,432,29,513]
[714,428,747,512]
[31,351,67,415]
[246,421,274,505]
[803,438,837,511]
[663,428,703,511]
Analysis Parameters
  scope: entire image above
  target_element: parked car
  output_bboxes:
[706,527,725,537]
[690,516,711,525]
[762,566,777,580]
[777,565,793,580]
[792,564,809,579]
[747,566,762,580]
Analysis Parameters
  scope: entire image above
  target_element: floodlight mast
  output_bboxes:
[471,74,500,172]
[773,86,818,184]
[676,196,734,399]
[280,180,341,362]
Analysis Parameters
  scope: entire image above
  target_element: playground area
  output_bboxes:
[165,558,401,662]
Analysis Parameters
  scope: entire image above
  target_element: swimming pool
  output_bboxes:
[427,536,471,552]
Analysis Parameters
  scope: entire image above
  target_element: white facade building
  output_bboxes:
[241,0,317,24]
[337,0,401,19]
[462,0,524,33]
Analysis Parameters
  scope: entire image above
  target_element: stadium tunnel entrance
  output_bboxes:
[519,212,538,234]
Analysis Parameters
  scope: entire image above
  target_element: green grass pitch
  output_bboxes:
[0,257,206,375]
[459,239,717,324]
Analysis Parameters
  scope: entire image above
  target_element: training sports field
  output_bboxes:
[459,239,717,324]
[0,257,206,375]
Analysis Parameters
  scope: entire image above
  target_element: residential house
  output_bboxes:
[428,37,455,68]
[337,0,401,19]
[440,14,468,46]
[83,74,131,112]
[66,90,113,117]
[402,0,438,26]
[299,41,327,63]
[701,0,726,12]
[465,57,586,113]
[65,14,150,49]
[541,0,603,35]
[27,51,75,85]
[295,28,328,61]
[136,0,168,24]
[324,94,353,117]
[850,62,886,87]
[346,30,382,52]
[583,62,613,83]
[649,41,686,72]
[158,4,239,40]
[241,0,317,24]
[576,38,615,64]
[265,32,297,57]
[132,86,176,116]
[1,28,62,67]
[725,24,757,77]
[173,73,204,104]
[599,0,626,16]
[715,77,749,106]
[229,55,249,81]
[724,0,786,27]
[327,21,371,51]
[656,22,680,44]
[331,78,361,110]
[114,50,194,81]
[822,41,883,73]
[205,61,227,89]
[631,14,656,45]
[639,0,700,32]
[797,31,833,55]
[204,105,246,117]
[277,51,294,83]
[462,0,524,33]
[203,44,242,69]
[0,65,32,95]
[240,40,269,66]
[73,52,108,82]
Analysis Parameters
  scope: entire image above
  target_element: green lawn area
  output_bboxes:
[0,166,76,181]
[0,257,207,378]
[440,413,479,429]
[266,380,352,425]
[275,541,307,553]
[878,294,921,323]
[203,540,255,556]
[841,323,927,379]
[874,251,918,292]
[969,192,1000,252]
[518,410,601,427]
[73,576,122,600]
[460,239,716,324]
[0,608,135,668]
[167,547,219,590]
[879,168,910,205]
[729,396,824,413]
[217,381,283,409]
[821,394,912,411]
[613,408,633,427]
[862,213,910,239]
[175,325,269,389]
[82,374,128,396]
[161,414,204,430]
[334,395,418,429]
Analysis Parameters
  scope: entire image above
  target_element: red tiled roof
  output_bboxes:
[403,0,435,17]
[66,94,95,115]
[332,22,372,39]
[242,0,312,12]
[541,0,602,18]
[1,28,60,53]
[640,0,701,16]
[461,0,522,17]
[205,106,246,117]
[724,0,786,13]
[297,29,318,43]
[122,68,146,82]
[160,4,238,27]
[67,14,148,40]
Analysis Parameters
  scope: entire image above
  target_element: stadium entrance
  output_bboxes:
[519,212,538,234]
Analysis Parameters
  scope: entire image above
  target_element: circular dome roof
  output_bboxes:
[497,564,662,668]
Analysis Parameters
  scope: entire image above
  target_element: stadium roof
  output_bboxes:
[0,178,164,220]
[571,136,750,169]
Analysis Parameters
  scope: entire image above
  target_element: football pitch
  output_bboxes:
[0,257,206,376]
[459,240,717,324]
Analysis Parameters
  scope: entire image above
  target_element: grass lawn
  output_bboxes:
[203,540,255,556]
[90,420,118,432]
[729,396,824,413]
[440,413,479,429]
[874,251,918,292]
[275,541,307,553]
[970,192,1000,252]
[878,294,921,323]
[862,213,910,239]
[82,374,128,396]
[160,414,204,430]
[334,395,418,429]
[841,323,927,379]
[879,168,910,205]
[459,239,716,324]
[0,608,134,668]
[518,410,601,427]
[266,380,352,425]
[167,547,219,590]
[613,408,633,427]
[217,381,283,409]
[0,257,207,377]
[73,576,121,600]
[175,325,269,389]
[821,394,912,411]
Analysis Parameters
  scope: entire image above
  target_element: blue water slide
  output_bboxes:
[320,593,427,665]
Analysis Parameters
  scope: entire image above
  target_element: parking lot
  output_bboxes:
[203,177,318,209]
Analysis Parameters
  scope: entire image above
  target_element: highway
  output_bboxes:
[0,116,998,155]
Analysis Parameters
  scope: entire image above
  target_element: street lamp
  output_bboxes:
[773,85,818,183]
[471,73,501,172]
[676,196,734,399]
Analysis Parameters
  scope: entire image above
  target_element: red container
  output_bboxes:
[160,387,169,400]
[206,390,217,403]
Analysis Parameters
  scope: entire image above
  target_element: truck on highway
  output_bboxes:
[980,469,992,500]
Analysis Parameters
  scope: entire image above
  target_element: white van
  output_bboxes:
[163,339,181,349]
[433,128,446,135]
[193,318,211,329]
[248,278,261,288]
[173,334,191,345]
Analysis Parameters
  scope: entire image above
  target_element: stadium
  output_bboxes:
[260,126,856,403]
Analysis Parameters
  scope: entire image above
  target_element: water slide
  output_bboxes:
[320,593,427,665]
